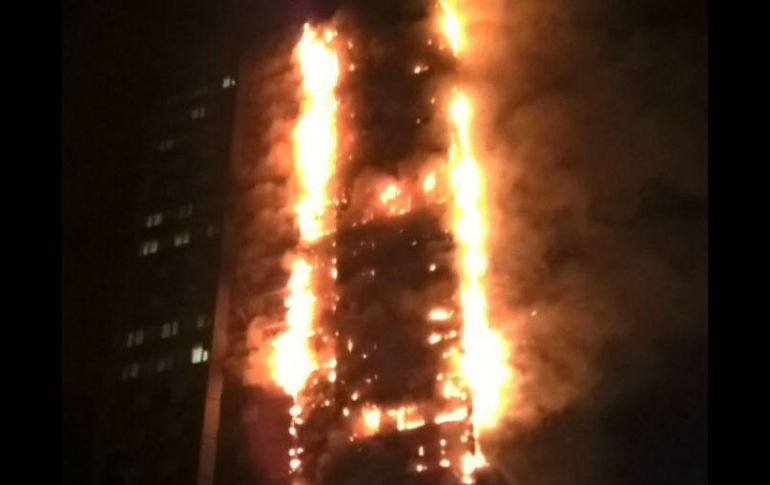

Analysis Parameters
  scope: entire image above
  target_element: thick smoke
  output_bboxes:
[458,0,706,484]
[225,31,303,388]
[230,0,706,482]
[326,1,707,480]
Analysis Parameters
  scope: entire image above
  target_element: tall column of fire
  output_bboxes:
[438,0,511,481]
[269,23,341,482]
[253,3,513,485]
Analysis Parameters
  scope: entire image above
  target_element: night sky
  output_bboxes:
[63,1,706,484]
[64,2,144,483]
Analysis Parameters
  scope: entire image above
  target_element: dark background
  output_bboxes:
[63,2,334,483]
[64,2,144,483]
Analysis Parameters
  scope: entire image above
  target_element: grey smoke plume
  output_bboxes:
[457,0,706,484]
[327,1,707,479]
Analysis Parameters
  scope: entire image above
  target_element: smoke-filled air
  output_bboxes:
[222,1,707,484]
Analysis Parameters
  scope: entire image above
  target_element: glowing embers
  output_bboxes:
[361,404,382,435]
[423,171,437,193]
[326,357,337,383]
[409,427,476,478]
[461,451,488,484]
[288,446,304,472]
[434,405,468,425]
[377,182,412,217]
[349,403,429,439]
[422,165,450,205]
[347,396,478,443]
[379,183,399,204]
[440,377,466,400]
[427,329,458,345]
[396,406,428,431]
[428,307,454,321]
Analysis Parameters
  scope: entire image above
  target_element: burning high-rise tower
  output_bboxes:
[211,2,512,485]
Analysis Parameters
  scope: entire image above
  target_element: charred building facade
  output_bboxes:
[212,2,495,485]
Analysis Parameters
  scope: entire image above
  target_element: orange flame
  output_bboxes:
[448,93,510,432]
[379,183,400,204]
[377,181,412,216]
[438,0,464,55]
[271,258,317,397]
[293,24,340,243]
[267,26,341,478]
[271,24,339,396]
[361,404,382,435]
[436,1,512,480]
[270,23,341,476]
[434,405,469,424]
[428,307,453,321]
[423,171,437,192]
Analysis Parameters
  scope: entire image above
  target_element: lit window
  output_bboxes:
[158,138,175,152]
[191,344,207,364]
[178,203,193,218]
[191,106,207,119]
[161,321,178,339]
[222,76,236,88]
[139,240,159,256]
[156,355,174,373]
[195,314,207,328]
[126,329,144,347]
[145,213,163,228]
[173,231,191,247]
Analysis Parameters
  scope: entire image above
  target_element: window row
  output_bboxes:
[178,203,194,218]
[173,231,191,247]
[160,320,179,338]
[139,225,219,256]
[165,76,235,106]
[190,106,207,120]
[222,76,236,88]
[145,212,163,228]
[123,315,211,348]
[120,344,209,381]
[126,329,144,347]
[158,138,175,152]
[139,240,159,256]
[144,203,194,229]
[139,231,189,255]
